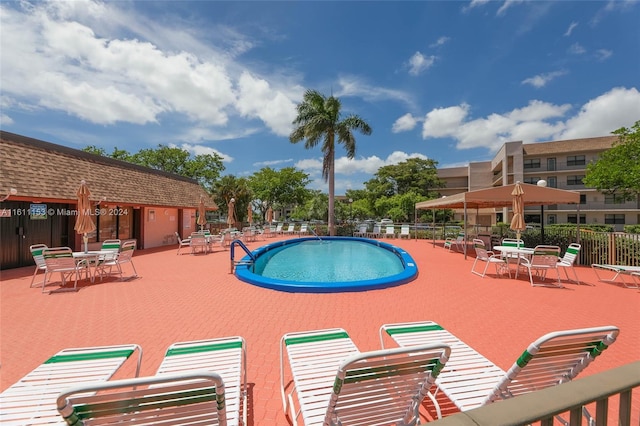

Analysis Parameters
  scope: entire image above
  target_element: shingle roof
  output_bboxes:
[0,131,218,210]
[522,136,618,155]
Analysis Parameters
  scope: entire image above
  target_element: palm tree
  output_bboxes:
[290,90,372,235]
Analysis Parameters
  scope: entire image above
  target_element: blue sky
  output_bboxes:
[1,1,639,194]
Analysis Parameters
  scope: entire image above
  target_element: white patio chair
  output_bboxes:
[444,232,465,252]
[380,321,619,418]
[42,247,90,292]
[282,223,296,235]
[1,344,141,425]
[399,224,411,238]
[190,233,209,254]
[518,245,562,287]
[280,328,451,424]
[297,223,309,235]
[471,239,510,278]
[367,224,381,238]
[175,231,190,255]
[557,243,581,284]
[353,223,368,237]
[29,243,48,287]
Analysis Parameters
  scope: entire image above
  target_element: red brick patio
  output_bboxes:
[1,236,638,424]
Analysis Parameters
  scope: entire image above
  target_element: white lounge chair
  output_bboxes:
[384,224,396,238]
[353,223,368,237]
[0,344,141,425]
[592,263,640,288]
[280,328,450,425]
[471,239,510,278]
[399,224,411,238]
[297,223,309,236]
[380,321,619,417]
[282,224,296,235]
[366,224,381,238]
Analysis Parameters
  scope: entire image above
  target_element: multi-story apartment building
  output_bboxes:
[436,136,640,231]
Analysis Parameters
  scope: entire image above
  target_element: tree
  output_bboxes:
[248,167,311,221]
[584,121,640,201]
[364,158,443,198]
[84,144,225,192]
[214,175,252,225]
[290,89,372,235]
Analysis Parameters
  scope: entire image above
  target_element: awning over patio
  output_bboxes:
[415,182,580,210]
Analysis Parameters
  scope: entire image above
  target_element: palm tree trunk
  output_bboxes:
[328,157,335,236]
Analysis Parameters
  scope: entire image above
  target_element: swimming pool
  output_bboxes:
[234,237,418,293]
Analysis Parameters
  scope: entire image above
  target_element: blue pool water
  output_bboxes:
[234,237,418,293]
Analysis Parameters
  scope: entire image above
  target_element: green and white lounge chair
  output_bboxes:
[57,371,227,425]
[0,344,142,425]
[155,336,247,426]
[380,321,619,417]
[280,327,450,426]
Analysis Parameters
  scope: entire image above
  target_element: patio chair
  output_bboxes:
[297,223,309,236]
[190,232,209,254]
[591,263,640,288]
[98,240,138,280]
[0,344,141,425]
[366,224,381,238]
[101,238,121,252]
[444,232,465,252]
[380,321,619,417]
[557,243,581,284]
[384,224,396,238]
[280,328,450,425]
[518,245,562,287]
[353,223,368,237]
[29,243,48,287]
[57,371,228,426]
[154,336,247,425]
[42,247,90,292]
[471,239,510,278]
[282,223,296,235]
[274,223,284,234]
[399,224,411,238]
[175,231,190,255]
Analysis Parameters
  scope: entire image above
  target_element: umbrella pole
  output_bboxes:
[83,233,88,253]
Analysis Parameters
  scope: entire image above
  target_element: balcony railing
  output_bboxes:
[429,361,639,426]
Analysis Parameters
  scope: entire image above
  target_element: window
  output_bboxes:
[523,177,540,185]
[567,214,586,224]
[605,214,625,225]
[580,194,587,204]
[547,158,556,171]
[567,155,586,166]
[547,176,557,188]
[567,175,584,185]
[548,214,557,224]
[604,194,626,204]
[524,159,540,169]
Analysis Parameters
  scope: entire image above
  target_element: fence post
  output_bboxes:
[608,233,616,265]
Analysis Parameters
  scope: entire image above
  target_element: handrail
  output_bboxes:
[230,239,255,273]
[309,226,322,242]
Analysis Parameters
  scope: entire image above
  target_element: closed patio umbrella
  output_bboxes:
[510,181,526,242]
[227,198,236,229]
[266,206,273,223]
[74,180,96,253]
[248,203,253,226]
[197,196,207,231]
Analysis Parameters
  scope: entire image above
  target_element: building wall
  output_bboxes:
[143,207,192,247]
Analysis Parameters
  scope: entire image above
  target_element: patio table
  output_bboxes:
[72,250,112,283]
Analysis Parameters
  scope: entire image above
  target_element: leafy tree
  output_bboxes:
[584,121,640,201]
[214,175,252,224]
[290,89,372,235]
[83,144,224,192]
[248,167,312,221]
[364,158,443,198]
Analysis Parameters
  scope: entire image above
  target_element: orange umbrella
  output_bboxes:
[227,198,236,229]
[266,206,273,223]
[510,182,526,242]
[248,203,253,225]
[197,196,207,230]
[74,180,96,253]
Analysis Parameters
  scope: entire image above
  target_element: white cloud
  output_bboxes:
[521,70,568,88]
[253,159,295,167]
[178,143,234,163]
[497,0,524,16]
[564,21,578,36]
[462,0,490,13]
[430,36,451,48]
[294,151,429,177]
[336,76,415,108]
[0,1,300,138]
[422,105,470,138]
[392,113,419,133]
[568,43,586,55]
[595,49,613,61]
[418,87,640,152]
[408,52,436,76]
[555,87,640,140]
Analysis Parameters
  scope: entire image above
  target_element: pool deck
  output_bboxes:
[1,236,638,424]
